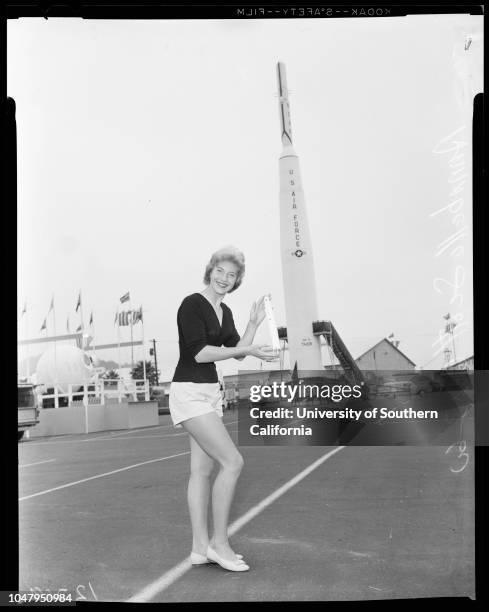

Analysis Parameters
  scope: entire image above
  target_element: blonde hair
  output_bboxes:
[203,246,245,292]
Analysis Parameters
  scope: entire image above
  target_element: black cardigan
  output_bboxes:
[172,293,241,383]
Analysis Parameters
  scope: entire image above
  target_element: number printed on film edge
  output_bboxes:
[1,590,75,605]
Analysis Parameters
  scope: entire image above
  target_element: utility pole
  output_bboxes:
[150,339,159,385]
[444,313,457,366]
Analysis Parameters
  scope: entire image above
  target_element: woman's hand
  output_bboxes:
[246,344,280,362]
[249,295,269,328]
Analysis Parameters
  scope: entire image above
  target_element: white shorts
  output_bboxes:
[169,382,224,429]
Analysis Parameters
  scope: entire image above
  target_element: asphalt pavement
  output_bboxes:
[18,407,475,602]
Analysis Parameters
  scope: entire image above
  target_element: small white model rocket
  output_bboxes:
[263,295,281,352]
[277,62,323,371]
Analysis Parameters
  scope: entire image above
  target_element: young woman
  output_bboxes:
[169,246,277,572]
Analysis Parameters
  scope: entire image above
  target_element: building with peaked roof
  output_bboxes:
[446,355,473,370]
[354,338,416,371]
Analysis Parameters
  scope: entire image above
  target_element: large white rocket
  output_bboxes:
[277,62,323,371]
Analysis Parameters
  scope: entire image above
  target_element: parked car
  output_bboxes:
[150,386,169,414]
[18,383,40,441]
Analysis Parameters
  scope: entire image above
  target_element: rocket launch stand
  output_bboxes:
[277,320,365,386]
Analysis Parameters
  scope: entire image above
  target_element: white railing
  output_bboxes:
[39,378,150,408]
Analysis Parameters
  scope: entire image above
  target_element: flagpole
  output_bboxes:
[79,289,85,349]
[117,306,121,372]
[52,295,58,386]
[141,306,147,384]
[25,303,30,379]
[90,312,96,358]
[128,296,134,370]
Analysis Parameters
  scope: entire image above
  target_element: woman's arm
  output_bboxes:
[195,342,277,363]
[195,296,274,364]
[177,296,273,364]
[195,344,251,363]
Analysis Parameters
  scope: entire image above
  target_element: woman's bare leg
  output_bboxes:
[187,434,215,556]
[181,412,244,562]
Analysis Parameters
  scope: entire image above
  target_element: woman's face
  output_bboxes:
[209,260,239,295]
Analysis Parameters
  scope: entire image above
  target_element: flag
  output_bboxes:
[76,291,82,312]
[388,333,394,339]
[118,311,131,326]
[20,301,27,318]
[48,295,54,314]
[89,311,93,326]
[66,316,70,333]
[120,292,130,304]
[133,306,143,324]
[76,324,82,332]
[40,318,47,332]
[443,313,451,320]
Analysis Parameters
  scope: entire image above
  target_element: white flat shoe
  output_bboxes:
[190,551,210,565]
[190,550,244,565]
[206,546,250,572]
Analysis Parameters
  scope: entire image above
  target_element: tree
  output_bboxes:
[102,369,120,387]
[102,369,120,380]
[131,360,159,386]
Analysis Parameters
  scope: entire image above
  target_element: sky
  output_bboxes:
[11,14,483,380]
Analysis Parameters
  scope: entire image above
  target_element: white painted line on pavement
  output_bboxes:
[19,452,190,502]
[87,420,240,443]
[98,420,238,442]
[19,459,56,468]
[79,433,185,442]
[22,423,174,445]
[104,423,175,437]
[23,433,187,446]
[126,445,346,603]
[21,419,240,446]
